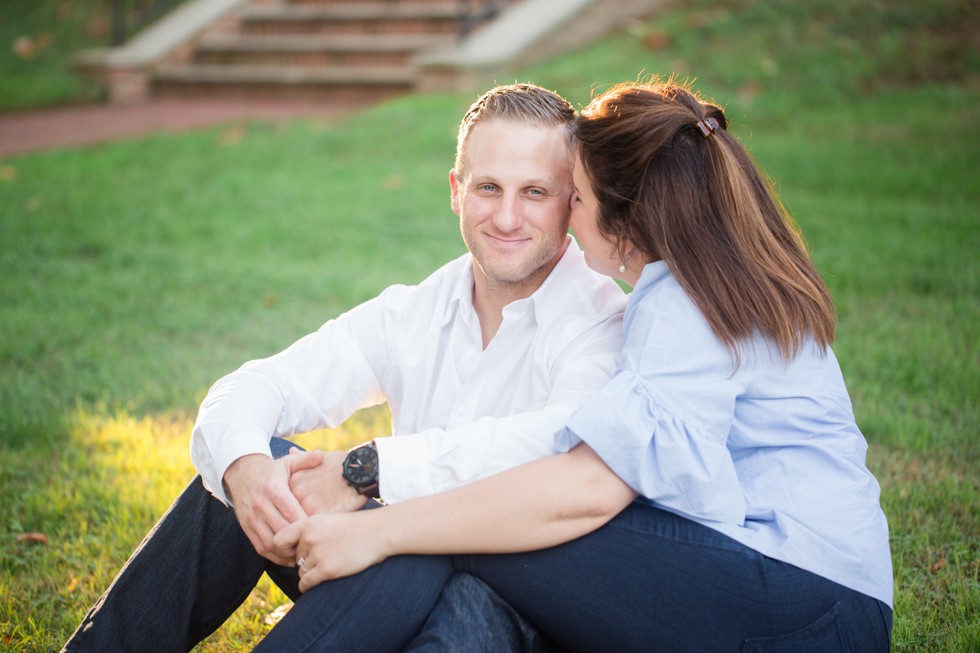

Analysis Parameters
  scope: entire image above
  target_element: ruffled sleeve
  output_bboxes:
[566,370,746,525]
[562,261,748,526]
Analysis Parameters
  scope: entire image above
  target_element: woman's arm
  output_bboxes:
[276,444,637,591]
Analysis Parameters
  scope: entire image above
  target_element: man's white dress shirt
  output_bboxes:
[191,240,625,505]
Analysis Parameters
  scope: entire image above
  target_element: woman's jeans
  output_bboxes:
[263,503,892,652]
[448,504,892,653]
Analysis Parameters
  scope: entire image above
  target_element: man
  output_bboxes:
[63,83,625,652]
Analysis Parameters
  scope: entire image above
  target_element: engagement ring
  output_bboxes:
[298,556,308,573]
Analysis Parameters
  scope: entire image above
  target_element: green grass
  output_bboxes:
[0,98,468,442]
[0,0,109,111]
[1,0,978,650]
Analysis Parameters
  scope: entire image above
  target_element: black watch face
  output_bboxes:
[343,446,378,487]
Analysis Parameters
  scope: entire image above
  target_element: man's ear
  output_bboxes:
[449,169,461,216]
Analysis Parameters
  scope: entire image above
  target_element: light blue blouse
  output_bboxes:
[562,261,894,607]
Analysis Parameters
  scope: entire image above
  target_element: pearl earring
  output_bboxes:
[618,251,630,274]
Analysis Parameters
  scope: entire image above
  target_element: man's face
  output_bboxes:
[451,120,573,294]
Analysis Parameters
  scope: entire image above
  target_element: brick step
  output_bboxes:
[153,81,404,101]
[288,0,459,5]
[194,33,455,67]
[153,63,412,100]
[240,3,465,35]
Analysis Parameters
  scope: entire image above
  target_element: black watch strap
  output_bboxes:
[342,441,380,499]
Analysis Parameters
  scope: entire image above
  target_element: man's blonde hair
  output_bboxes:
[454,83,576,175]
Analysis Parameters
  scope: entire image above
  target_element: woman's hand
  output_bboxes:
[275,444,636,593]
[275,511,389,592]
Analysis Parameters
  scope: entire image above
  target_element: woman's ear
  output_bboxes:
[622,239,654,267]
[622,240,637,261]
[449,169,461,216]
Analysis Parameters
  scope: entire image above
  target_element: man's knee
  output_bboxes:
[439,573,504,613]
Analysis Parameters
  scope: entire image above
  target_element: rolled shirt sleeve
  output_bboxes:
[190,293,391,505]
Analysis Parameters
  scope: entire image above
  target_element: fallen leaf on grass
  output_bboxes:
[739,81,763,102]
[12,36,36,59]
[86,16,110,40]
[642,30,672,52]
[930,558,947,573]
[16,532,49,545]
[65,577,80,592]
[220,124,246,146]
[11,34,53,59]
[382,174,406,191]
[264,603,293,626]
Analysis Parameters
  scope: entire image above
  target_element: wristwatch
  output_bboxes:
[342,441,380,499]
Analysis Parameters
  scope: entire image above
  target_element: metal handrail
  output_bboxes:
[459,0,514,37]
[109,0,186,45]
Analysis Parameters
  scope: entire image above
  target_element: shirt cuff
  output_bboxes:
[204,433,273,506]
[375,434,431,504]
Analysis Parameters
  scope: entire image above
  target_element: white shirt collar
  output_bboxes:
[441,236,589,332]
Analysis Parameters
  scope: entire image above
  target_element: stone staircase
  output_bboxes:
[150,0,503,101]
[77,0,671,104]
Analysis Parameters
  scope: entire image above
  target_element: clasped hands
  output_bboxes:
[222,447,369,570]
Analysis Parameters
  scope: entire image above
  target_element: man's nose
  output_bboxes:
[493,193,524,232]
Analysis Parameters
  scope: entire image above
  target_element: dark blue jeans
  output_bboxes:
[449,503,892,652]
[264,502,892,653]
[63,436,890,652]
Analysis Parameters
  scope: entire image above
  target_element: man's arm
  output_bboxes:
[276,444,637,592]
[187,289,399,564]
[376,315,623,503]
[190,290,396,507]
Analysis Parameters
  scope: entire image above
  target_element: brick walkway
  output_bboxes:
[0,98,374,158]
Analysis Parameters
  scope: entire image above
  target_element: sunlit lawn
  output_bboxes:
[1,0,978,650]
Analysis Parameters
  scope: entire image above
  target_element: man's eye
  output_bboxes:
[480,184,496,192]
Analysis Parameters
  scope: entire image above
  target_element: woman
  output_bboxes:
[268,79,893,652]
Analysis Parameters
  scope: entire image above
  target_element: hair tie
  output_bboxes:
[695,117,720,138]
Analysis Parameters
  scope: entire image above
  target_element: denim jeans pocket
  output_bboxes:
[741,602,853,653]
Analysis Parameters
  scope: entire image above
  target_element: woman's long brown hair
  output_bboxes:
[577,79,836,362]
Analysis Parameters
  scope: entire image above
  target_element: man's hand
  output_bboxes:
[223,453,313,565]
[288,449,369,515]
